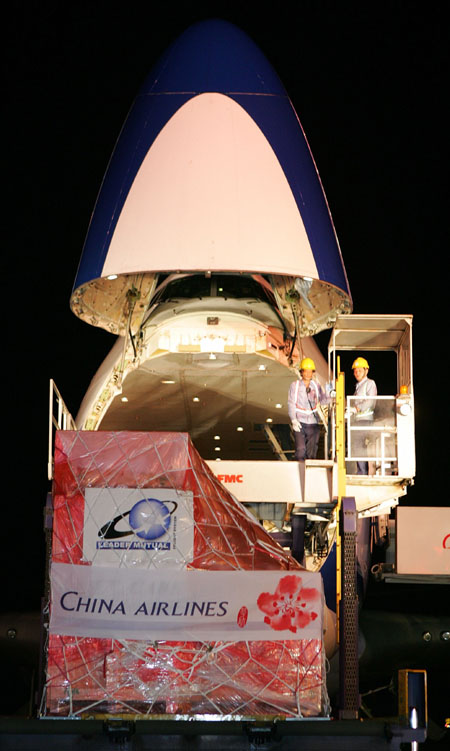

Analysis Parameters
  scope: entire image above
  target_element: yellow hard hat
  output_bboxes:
[352,356,369,370]
[299,357,316,370]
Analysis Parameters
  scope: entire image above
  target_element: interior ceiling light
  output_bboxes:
[237,426,244,432]
[106,274,118,280]
[266,417,273,423]
[121,396,128,403]
[192,353,232,369]
[258,365,266,371]
[215,458,221,462]
[161,379,175,384]
[275,403,282,408]
[193,397,200,402]
[215,446,221,451]
[214,435,221,440]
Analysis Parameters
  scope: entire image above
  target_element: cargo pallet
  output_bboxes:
[0,499,427,749]
[0,715,426,750]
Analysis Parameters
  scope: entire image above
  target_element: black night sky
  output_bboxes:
[3,2,447,614]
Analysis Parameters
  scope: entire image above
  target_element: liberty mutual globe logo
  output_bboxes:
[128,499,171,540]
[98,497,178,543]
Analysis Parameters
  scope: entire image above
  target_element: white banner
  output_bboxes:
[50,563,323,642]
[82,488,194,567]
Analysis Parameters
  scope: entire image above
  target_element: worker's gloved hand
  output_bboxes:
[325,381,335,397]
[292,419,301,432]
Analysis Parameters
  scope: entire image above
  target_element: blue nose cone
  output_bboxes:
[141,19,287,96]
[71,19,351,336]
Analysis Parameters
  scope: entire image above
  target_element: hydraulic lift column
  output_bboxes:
[335,359,359,718]
[339,497,359,719]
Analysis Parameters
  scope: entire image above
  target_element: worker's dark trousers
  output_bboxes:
[294,423,320,460]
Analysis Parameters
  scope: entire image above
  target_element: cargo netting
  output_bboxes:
[42,431,329,718]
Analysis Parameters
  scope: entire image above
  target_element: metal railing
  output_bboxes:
[48,379,77,480]
[345,395,397,476]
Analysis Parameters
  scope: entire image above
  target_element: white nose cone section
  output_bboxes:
[102,93,318,280]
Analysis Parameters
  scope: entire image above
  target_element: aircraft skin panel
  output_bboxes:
[73,92,192,285]
[232,91,347,289]
[102,94,319,280]
[72,19,350,304]
[142,19,287,96]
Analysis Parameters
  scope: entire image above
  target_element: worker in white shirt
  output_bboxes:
[288,357,329,460]
[351,356,377,474]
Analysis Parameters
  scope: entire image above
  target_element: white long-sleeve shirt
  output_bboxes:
[288,379,329,425]
[353,377,377,420]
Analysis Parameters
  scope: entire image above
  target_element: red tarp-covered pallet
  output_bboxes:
[45,431,328,717]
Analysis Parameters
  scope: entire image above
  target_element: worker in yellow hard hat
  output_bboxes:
[351,356,377,474]
[288,356,330,460]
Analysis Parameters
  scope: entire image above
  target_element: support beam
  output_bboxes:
[339,497,360,719]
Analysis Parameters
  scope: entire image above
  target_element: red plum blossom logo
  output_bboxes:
[257,575,320,633]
